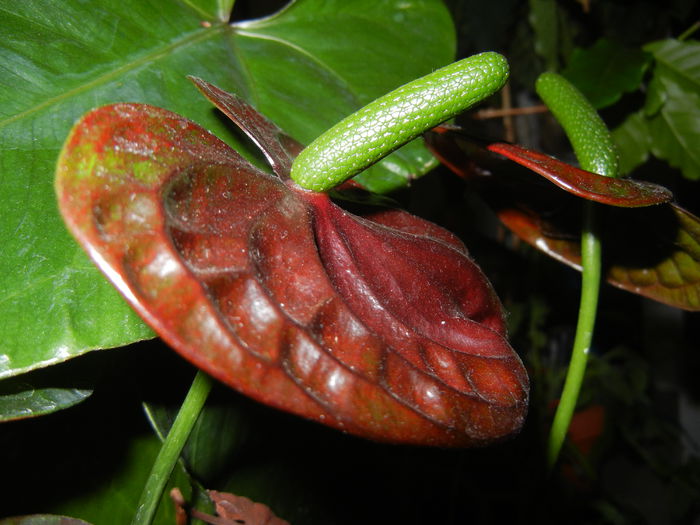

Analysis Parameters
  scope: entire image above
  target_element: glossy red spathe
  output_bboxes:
[55,80,529,446]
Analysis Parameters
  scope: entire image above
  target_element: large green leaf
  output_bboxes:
[562,38,650,109]
[0,0,455,379]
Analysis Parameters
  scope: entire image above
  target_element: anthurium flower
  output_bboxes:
[55,80,528,446]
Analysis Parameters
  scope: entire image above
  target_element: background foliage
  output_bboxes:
[1,0,699,523]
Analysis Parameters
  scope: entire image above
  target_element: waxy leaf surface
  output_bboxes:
[486,142,673,207]
[0,380,91,423]
[425,127,700,311]
[55,83,528,446]
[0,0,454,379]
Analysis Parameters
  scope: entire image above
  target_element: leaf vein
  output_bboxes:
[0,25,225,131]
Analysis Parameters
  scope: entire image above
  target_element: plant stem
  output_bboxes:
[547,202,601,468]
[678,20,700,41]
[535,72,616,469]
[471,104,548,119]
[132,370,213,525]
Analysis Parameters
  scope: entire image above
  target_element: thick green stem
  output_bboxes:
[132,370,213,525]
[546,203,601,467]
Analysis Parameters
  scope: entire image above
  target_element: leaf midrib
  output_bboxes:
[0,24,226,132]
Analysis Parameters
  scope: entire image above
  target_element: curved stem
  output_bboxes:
[132,370,213,525]
[547,203,601,467]
[535,72,616,469]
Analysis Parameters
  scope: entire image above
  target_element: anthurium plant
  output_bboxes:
[2,1,699,524]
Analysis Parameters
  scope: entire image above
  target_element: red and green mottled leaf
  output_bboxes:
[425,127,700,311]
[55,82,528,446]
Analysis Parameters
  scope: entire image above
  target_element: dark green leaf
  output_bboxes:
[612,111,651,175]
[0,380,91,422]
[562,39,650,109]
[645,74,700,180]
[0,0,455,378]
[528,0,559,70]
[0,353,102,421]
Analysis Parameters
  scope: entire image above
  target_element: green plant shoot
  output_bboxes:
[536,72,619,468]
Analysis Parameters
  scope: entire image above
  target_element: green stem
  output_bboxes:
[535,72,617,469]
[132,370,213,525]
[546,203,601,467]
[678,20,700,41]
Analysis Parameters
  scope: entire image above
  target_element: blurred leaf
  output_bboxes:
[562,39,650,109]
[605,204,700,310]
[529,0,559,70]
[645,38,700,95]
[50,433,200,525]
[642,39,700,180]
[645,74,700,180]
[644,72,668,116]
[612,112,651,175]
[221,457,333,525]
[0,0,455,379]
[0,517,91,525]
[144,391,250,484]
